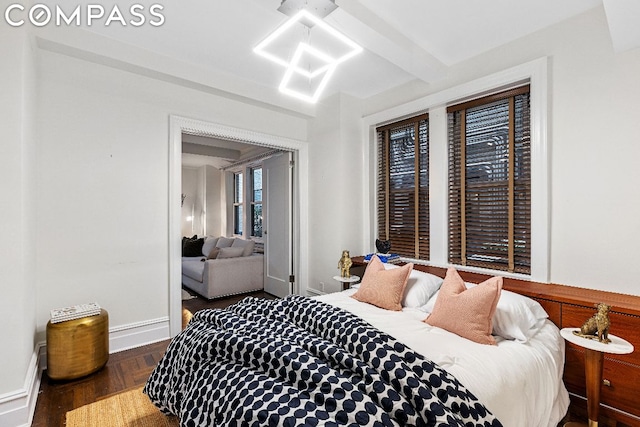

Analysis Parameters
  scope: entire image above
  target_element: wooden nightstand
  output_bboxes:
[560,328,634,427]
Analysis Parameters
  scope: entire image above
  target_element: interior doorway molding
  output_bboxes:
[168,115,309,337]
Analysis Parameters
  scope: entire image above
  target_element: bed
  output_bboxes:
[145,259,569,426]
[317,289,568,426]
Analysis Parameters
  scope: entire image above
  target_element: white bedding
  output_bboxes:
[316,289,569,427]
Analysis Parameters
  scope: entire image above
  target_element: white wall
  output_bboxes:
[181,164,224,237]
[34,49,308,343]
[307,93,364,293]
[204,165,223,237]
[0,27,37,398]
[364,6,640,296]
[542,9,640,294]
[181,167,199,236]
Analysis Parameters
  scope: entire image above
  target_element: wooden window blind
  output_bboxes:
[447,86,531,273]
[377,114,429,259]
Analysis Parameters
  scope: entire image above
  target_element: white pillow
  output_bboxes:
[215,237,235,248]
[381,263,443,307]
[217,246,245,259]
[491,289,548,342]
[201,236,219,257]
[231,238,255,257]
[402,270,443,308]
[420,283,548,343]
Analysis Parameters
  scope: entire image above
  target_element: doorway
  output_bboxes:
[168,116,309,337]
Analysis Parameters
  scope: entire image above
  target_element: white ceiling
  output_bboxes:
[74,0,640,103]
[53,0,638,106]
[181,134,277,169]
[38,0,637,161]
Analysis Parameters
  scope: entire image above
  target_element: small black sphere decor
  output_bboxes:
[375,239,391,254]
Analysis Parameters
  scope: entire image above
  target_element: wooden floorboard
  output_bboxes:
[182,289,276,313]
[32,290,277,427]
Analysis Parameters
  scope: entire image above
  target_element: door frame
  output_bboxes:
[168,115,309,337]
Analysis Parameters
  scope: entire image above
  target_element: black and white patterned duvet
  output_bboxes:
[144,295,502,427]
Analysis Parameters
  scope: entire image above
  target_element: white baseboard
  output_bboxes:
[108,316,171,353]
[0,343,44,427]
[0,316,171,427]
[306,287,326,297]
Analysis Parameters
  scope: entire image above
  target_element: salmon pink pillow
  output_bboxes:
[425,267,503,345]
[352,255,413,311]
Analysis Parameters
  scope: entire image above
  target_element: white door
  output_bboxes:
[263,152,293,298]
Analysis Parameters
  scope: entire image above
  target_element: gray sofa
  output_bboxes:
[182,236,264,299]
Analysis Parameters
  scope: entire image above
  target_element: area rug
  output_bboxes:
[66,387,178,427]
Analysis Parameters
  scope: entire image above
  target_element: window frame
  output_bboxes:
[228,164,265,242]
[447,85,531,274]
[363,58,549,282]
[233,172,243,236]
[376,114,429,260]
[250,166,263,239]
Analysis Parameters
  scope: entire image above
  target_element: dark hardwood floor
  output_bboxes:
[182,289,276,313]
[32,289,277,427]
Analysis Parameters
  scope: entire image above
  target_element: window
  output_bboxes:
[376,114,429,259]
[447,86,531,273]
[251,167,263,238]
[233,172,243,235]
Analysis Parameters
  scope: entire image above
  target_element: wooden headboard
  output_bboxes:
[352,257,640,426]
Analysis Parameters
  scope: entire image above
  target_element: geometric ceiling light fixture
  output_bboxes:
[278,43,338,103]
[253,0,363,103]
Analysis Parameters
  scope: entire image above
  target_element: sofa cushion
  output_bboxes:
[216,237,235,248]
[217,246,245,259]
[182,256,205,262]
[207,247,220,259]
[231,238,255,256]
[183,237,205,257]
[181,235,197,256]
[202,236,219,257]
[182,260,205,282]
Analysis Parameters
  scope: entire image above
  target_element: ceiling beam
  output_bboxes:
[182,142,241,160]
[328,0,446,83]
[603,0,640,52]
[35,26,317,119]
[182,134,239,148]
